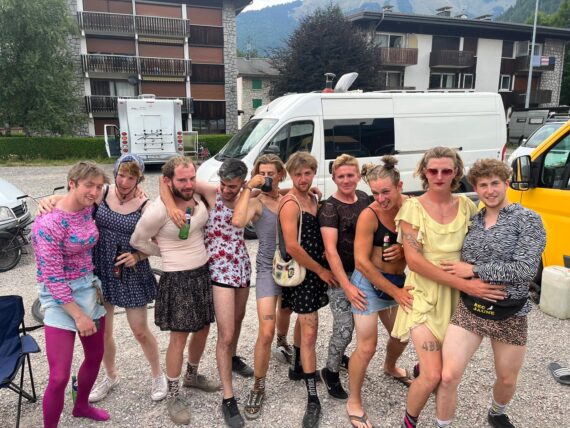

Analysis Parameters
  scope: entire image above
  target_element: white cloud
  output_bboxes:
[243,0,298,12]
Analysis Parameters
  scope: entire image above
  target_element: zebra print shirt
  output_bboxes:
[461,203,546,316]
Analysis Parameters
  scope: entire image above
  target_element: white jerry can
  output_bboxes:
[540,266,570,319]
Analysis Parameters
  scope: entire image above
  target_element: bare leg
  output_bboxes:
[125,306,161,377]
[187,324,210,365]
[230,287,250,357]
[436,324,482,421]
[254,296,278,378]
[101,303,117,379]
[346,313,377,428]
[213,286,237,399]
[275,297,292,337]
[490,340,526,406]
[298,312,319,373]
[165,331,190,378]
[405,325,443,418]
[379,306,409,378]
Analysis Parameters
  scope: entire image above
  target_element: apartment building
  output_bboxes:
[68,0,251,136]
[236,57,277,129]
[348,6,570,112]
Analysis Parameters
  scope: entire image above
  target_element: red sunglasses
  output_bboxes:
[425,168,455,176]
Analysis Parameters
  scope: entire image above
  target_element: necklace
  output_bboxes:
[262,191,280,200]
[115,185,135,205]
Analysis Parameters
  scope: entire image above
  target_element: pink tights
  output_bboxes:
[43,318,110,428]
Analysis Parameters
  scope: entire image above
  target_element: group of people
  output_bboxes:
[32,146,546,428]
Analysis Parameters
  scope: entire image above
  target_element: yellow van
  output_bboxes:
[509,119,570,278]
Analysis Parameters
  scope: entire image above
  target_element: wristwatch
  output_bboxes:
[472,265,480,278]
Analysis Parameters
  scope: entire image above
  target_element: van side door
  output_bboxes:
[520,130,570,267]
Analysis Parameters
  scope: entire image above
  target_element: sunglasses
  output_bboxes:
[425,168,455,176]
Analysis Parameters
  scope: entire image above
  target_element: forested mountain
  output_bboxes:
[497,0,561,23]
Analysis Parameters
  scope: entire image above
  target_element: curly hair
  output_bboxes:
[467,158,512,187]
[415,146,465,191]
[361,155,400,186]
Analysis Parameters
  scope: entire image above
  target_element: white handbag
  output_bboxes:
[272,196,306,287]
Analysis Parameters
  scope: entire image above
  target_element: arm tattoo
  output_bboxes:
[421,341,441,352]
[404,233,422,253]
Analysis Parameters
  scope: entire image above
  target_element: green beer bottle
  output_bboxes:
[382,233,391,262]
[178,207,192,240]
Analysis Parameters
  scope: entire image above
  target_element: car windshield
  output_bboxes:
[215,119,278,160]
[523,122,565,148]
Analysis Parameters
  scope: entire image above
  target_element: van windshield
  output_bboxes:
[523,122,565,148]
[215,119,278,160]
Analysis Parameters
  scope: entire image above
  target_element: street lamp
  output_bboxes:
[525,0,540,109]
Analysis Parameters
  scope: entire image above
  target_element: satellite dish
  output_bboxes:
[334,72,358,93]
[127,75,139,86]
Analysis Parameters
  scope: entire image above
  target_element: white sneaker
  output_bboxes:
[151,373,168,401]
[88,375,120,403]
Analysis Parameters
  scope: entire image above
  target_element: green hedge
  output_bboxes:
[0,137,107,161]
[199,134,232,155]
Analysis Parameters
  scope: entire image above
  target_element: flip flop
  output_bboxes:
[384,369,413,387]
[548,362,570,385]
[347,412,375,428]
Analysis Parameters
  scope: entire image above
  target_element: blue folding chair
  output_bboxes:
[0,295,40,428]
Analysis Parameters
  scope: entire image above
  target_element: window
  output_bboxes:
[263,121,314,162]
[515,41,542,57]
[432,36,460,51]
[462,74,474,89]
[90,80,137,97]
[189,26,223,46]
[429,73,456,89]
[251,79,262,90]
[540,134,570,189]
[380,71,403,89]
[191,64,224,83]
[252,98,262,109]
[192,101,226,134]
[462,37,478,53]
[374,33,404,48]
[502,41,514,58]
[499,75,512,91]
[324,118,395,160]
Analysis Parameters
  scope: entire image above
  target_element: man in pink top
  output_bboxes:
[131,156,215,425]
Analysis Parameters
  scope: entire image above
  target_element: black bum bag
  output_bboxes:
[461,292,527,321]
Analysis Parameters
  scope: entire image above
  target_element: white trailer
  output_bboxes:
[104,95,185,164]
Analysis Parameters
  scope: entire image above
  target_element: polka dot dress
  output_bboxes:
[282,211,329,314]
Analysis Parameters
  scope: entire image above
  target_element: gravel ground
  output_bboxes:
[1,164,569,428]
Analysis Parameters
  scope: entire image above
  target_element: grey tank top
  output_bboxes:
[254,204,277,274]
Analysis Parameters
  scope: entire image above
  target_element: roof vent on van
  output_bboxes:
[334,72,359,93]
[323,73,336,93]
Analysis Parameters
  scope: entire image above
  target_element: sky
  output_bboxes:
[243,0,298,12]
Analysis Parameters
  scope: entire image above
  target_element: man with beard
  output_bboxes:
[131,156,215,425]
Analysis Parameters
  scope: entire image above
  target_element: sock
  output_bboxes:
[403,410,418,427]
[489,398,507,416]
[435,418,453,427]
[276,334,288,348]
[186,362,198,377]
[292,345,302,371]
[254,376,266,393]
[304,372,320,405]
[167,375,180,398]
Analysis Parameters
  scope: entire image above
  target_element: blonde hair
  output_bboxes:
[162,156,195,179]
[331,154,359,178]
[361,155,400,186]
[253,154,287,181]
[467,158,512,187]
[67,161,109,190]
[415,146,465,191]
[286,151,318,174]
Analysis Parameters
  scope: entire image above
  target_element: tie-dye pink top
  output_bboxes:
[31,207,99,304]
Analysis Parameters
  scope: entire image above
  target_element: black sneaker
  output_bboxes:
[288,366,304,381]
[488,412,515,428]
[302,402,321,428]
[221,398,245,428]
[232,356,253,378]
[339,354,350,372]
[319,367,348,400]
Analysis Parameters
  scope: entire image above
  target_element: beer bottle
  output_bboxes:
[179,207,192,240]
[113,244,123,279]
[382,233,391,262]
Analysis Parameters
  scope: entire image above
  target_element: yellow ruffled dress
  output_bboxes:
[392,195,477,343]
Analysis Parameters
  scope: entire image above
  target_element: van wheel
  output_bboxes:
[0,237,22,272]
[244,223,257,240]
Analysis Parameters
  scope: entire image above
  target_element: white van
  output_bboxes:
[198,91,506,197]
[104,95,185,164]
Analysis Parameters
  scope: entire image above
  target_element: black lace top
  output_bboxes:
[318,190,371,273]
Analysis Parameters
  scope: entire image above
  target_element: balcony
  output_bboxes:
[500,89,552,107]
[514,55,555,73]
[81,54,192,76]
[85,96,194,114]
[378,47,418,66]
[430,50,475,68]
[77,11,190,38]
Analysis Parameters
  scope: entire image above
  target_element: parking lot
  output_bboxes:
[1,164,569,427]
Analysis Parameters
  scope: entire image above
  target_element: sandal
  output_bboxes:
[244,389,265,420]
[347,411,374,428]
[384,368,413,387]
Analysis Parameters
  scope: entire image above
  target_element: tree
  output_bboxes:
[536,0,570,105]
[269,4,381,98]
[0,0,83,135]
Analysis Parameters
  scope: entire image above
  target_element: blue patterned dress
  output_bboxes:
[92,189,157,308]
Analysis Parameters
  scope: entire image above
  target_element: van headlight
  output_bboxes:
[0,206,16,222]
